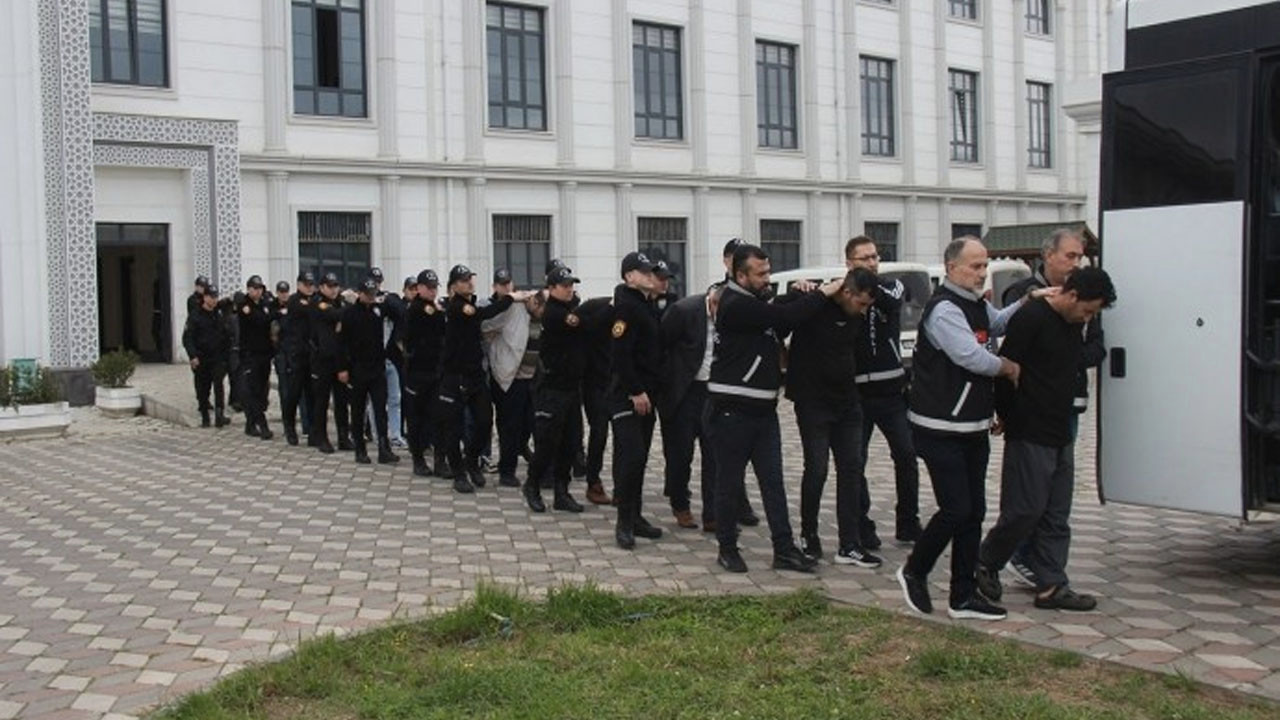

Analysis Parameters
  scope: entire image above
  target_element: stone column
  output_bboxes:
[380,175,402,278]
[266,171,293,283]
[262,0,288,153]
[376,0,399,158]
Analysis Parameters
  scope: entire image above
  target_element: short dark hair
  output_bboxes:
[731,243,769,278]
[843,267,878,296]
[1063,266,1116,308]
[844,235,874,260]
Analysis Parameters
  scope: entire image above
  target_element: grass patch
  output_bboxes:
[150,585,1277,720]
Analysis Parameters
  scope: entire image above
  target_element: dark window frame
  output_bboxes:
[297,211,373,289]
[292,0,368,118]
[759,219,803,272]
[1025,0,1051,35]
[487,2,549,131]
[951,223,984,241]
[756,40,799,150]
[949,0,978,21]
[493,214,553,288]
[949,69,980,163]
[90,0,169,87]
[860,55,896,157]
[863,222,900,262]
[1027,81,1053,169]
[632,22,684,140]
[637,217,688,297]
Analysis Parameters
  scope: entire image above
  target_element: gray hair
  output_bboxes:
[943,236,981,264]
[1042,228,1082,258]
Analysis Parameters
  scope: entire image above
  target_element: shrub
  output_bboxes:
[91,349,140,389]
[0,363,63,407]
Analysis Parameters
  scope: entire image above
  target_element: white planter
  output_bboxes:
[95,386,142,418]
[0,401,72,440]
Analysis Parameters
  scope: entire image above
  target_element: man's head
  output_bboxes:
[525,290,548,320]
[275,281,291,303]
[1041,229,1086,287]
[448,264,476,296]
[246,275,266,301]
[845,235,881,273]
[358,278,378,305]
[722,238,743,273]
[1052,266,1116,324]
[653,260,674,295]
[368,267,384,289]
[943,237,988,294]
[621,251,656,294]
[546,265,579,303]
[320,272,341,299]
[194,275,210,293]
[834,267,878,317]
[731,244,771,295]
[416,269,439,302]
[201,284,219,310]
[296,271,316,296]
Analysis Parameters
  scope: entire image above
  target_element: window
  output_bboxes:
[756,41,798,149]
[759,220,802,271]
[633,23,683,140]
[1026,0,1051,35]
[951,223,983,241]
[292,0,366,117]
[298,212,372,289]
[638,218,688,297]
[487,3,547,131]
[493,215,552,288]
[949,69,979,163]
[860,56,896,157]
[89,0,168,87]
[864,222,900,262]
[1027,81,1052,169]
[949,0,978,21]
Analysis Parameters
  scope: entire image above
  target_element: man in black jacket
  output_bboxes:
[708,244,840,574]
[278,272,317,445]
[787,268,881,568]
[187,275,210,317]
[339,278,400,465]
[659,291,718,530]
[309,273,350,454]
[403,269,446,477]
[237,275,276,440]
[577,294,615,506]
[183,284,231,428]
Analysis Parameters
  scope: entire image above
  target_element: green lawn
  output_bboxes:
[150,585,1276,720]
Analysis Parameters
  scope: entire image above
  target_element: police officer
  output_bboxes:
[610,251,666,550]
[188,275,210,316]
[277,272,317,445]
[365,267,408,450]
[577,293,615,506]
[308,273,351,454]
[403,269,446,477]
[237,275,276,439]
[338,278,400,465]
[182,283,231,428]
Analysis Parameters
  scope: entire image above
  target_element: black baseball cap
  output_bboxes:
[403,276,417,289]
[493,268,513,285]
[417,269,440,287]
[297,271,316,285]
[369,267,384,283]
[448,264,475,285]
[545,258,567,276]
[275,280,290,293]
[203,284,219,297]
[320,272,341,287]
[654,260,676,280]
[546,266,580,286]
[620,251,654,277]
[722,238,743,257]
[194,275,210,288]
[359,278,378,294]
[246,275,266,289]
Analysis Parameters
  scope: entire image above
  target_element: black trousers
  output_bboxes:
[858,389,921,532]
[707,404,795,553]
[611,396,657,523]
[660,382,716,522]
[403,373,439,460]
[349,364,389,453]
[278,351,313,434]
[310,359,350,445]
[239,353,272,428]
[439,372,493,474]
[583,380,610,485]
[193,360,227,413]
[795,400,867,551]
[527,386,580,491]
[492,377,534,477]
[906,428,990,606]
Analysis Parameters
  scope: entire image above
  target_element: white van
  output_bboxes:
[770,262,932,365]
[925,258,1031,309]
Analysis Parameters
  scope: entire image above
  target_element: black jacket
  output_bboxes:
[660,293,712,411]
[308,295,346,365]
[855,278,908,395]
[785,294,862,408]
[537,296,596,392]
[1003,266,1105,413]
[995,298,1081,448]
[443,293,513,377]
[578,296,614,385]
[610,284,663,399]
[237,295,276,358]
[338,299,389,374]
[182,305,229,363]
[403,296,446,382]
[277,291,315,357]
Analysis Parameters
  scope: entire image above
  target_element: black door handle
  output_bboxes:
[1110,347,1126,378]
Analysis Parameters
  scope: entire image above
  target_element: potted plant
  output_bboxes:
[90,349,142,418]
[0,361,72,439]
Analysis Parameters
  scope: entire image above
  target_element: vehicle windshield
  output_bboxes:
[880,270,932,332]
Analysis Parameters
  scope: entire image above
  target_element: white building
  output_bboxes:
[0,0,1113,378]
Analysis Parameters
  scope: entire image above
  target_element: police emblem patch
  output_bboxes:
[463,304,476,317]
[319,302,329,310]
[424,304,435,315]
[611,320,627,338]
[566,313,580,327]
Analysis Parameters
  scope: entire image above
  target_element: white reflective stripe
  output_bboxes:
[907,411,991,434]
[611,410,634,421]
[951,381,972,417]
[1073,397,1088,409]
[403,387,418,396]
[438,395,456,404]
[854,368,907,384]
[890,339,902,364]
[707,382,780,400]
[742,355,762,383]
[535,410,554,418]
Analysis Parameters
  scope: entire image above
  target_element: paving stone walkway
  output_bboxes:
[0,364,1278,719]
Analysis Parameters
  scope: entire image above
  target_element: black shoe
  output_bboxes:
[467,464,486,489]
[523,484,546,513]
[230,401,242,413]
[338,436,354,452]
[258,424,274,441]
[739,511,761,527]
[634,517,663,540]
[377,447,400,464]
[200,410,211,428]
[244,422,259,438]
[553,492,584,513]
[412,457,431,477]
[976,565,1003,603]
[433,453,452,478]
[948,595,1007,621]
[214,410,231,427]
[499,473,520,488]
[615,520,636,550]
[771,546,818,573]
[284,426,299,446]
[453,476,476,494]
[897,565,933,615]
[354,449,372,464]
[519,444,535,465]
[717,547,749,573]
[1034,586,1097,612]
[834,546,883,569]
[895,519,923,544]
[800,534,824,560]
[316,439,335,454]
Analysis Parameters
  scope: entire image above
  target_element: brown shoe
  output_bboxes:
[586,483,613,506]
[673,510,699,529]
[703,520,717,534]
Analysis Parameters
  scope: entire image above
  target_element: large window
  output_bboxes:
[1026,0,1051,35]
[633,23,683,140]
[292,0,366,117]
[951,223,983,241]
[638,218,688,297]
[298,212,372,289]
[949,0,978,21]
[1027,81,1053,169]
[90,0,168,87]
[493,215,552,288]
[756,41,798,149]
[860,56,896,157]
[949,69,979,163]
[487,3,547,131]
[760,220,802,272]
[864,222,900,262]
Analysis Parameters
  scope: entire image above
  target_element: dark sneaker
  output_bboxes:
[467,464,486,489]
[452,477,476,494]
[1034,586,1098,612]
[498,473,521,488]
[739,511,761,527]
[552,492,584,513]
[895,519,923,544]
[948,595,1007,621]
[800,534,824,560]
[976,565,1003,602]
[834,546,882,569]
[771,546,818,573]
[717,547,749,573]
[1009,556,1039,588]
[897,565,933,615]
[634,517,663,540]
[522,484,546,513]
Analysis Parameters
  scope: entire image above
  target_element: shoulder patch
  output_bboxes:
[424,304,436,315]
[462,304,476,317]
[611,320,627,338]
[241,305,250,315]
[566,313,580,327]
[319,302,329,310]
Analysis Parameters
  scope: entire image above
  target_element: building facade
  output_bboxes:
[0,0,1113,370]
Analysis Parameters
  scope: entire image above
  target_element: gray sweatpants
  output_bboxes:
[979,439,1074,590]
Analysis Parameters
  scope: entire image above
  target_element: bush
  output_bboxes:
[0,363,63,407]
[90,349,140,389]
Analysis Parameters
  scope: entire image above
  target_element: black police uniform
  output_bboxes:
[577,295,614,493]
[309,289,350,453]
[609,282,664,548]
[402,277,446,475]
[278,284,316,443]
[339,290,399,464]
[182,294,231,426]
[237,287,277,439]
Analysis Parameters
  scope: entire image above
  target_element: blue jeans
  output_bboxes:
[708,405,796,554]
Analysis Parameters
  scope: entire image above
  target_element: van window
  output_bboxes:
[881,270,932,332]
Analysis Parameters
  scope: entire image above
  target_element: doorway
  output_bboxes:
[96,223,171,363]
